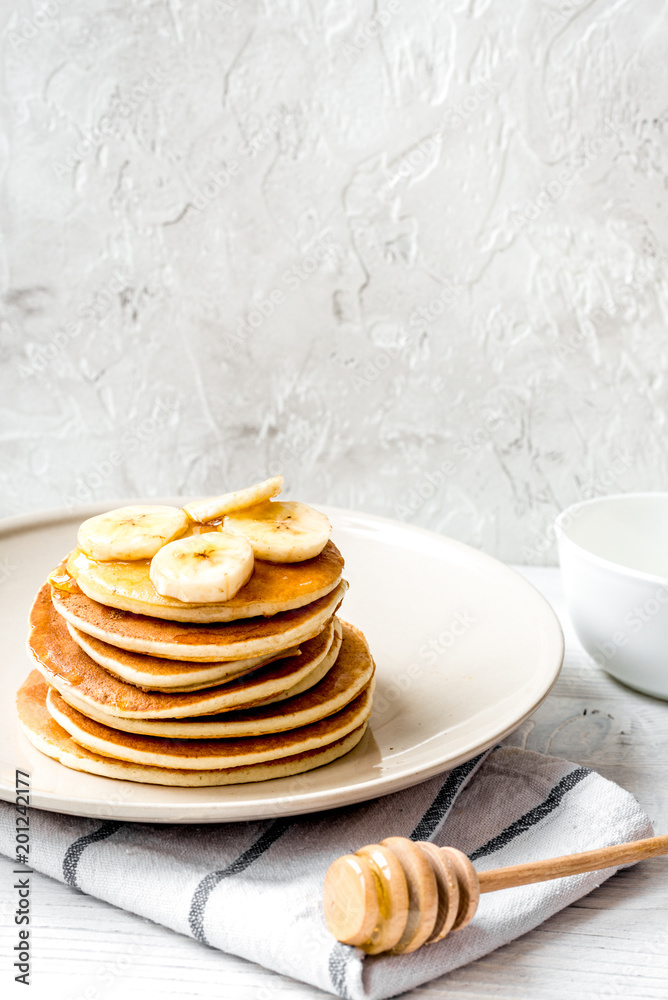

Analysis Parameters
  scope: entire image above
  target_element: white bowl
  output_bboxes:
[556,492,668,699]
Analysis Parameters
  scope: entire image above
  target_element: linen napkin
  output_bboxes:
[0,745,653,999]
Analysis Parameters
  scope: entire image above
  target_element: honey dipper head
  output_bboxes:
[323,839,480,955]
[323,841,410,954]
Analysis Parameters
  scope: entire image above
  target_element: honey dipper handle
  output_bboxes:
[476,835,668,894]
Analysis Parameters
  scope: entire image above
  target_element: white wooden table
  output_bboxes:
[1,567,667,1000]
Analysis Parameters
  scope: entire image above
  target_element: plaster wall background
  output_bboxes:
[1,0,667,563]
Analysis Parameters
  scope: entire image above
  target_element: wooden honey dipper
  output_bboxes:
[323,834,668,955]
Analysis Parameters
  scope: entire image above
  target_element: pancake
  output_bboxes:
[66,623,302,691]
[59,621,374,738]
[128,637,329,695]
[29,600,342,718]
[65,539,344,621]
[45,680,373,768]
[50,580,348,660]
[17,672,369,786]
[58,622,343,716]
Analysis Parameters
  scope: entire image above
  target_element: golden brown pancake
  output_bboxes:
[58,621,374,738]
[29,598,342,718]
[50,580,348,660]
[136,634,334,695]
[66,623,301,691]
[65,539,344,621]
[58,622,342,712]
[17,672,369,786]
[45,681,373,768]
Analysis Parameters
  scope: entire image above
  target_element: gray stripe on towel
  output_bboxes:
[188,818,292,945]
[63,821,124,888]
[470,767,591,861]
[411,751,490,842]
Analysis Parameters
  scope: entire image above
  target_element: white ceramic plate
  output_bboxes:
[0,502,563,823]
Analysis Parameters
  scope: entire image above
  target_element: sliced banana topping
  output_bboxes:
[224,500,331,563]
[78,505,189,562]
[183,475,284,523]
[149,530,254,603]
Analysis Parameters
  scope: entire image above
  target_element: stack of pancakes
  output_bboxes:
[18,540,375,786]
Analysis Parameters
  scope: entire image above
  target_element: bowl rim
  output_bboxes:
[555,491,668,588]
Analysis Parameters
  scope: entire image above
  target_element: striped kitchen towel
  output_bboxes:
[0,746,653,999]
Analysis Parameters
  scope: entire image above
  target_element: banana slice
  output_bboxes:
[224,500,331,563]
[183,475,283,523]
[78,505,189,562]
[149,530,254,603]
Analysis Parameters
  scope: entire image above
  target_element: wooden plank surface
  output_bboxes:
[1,567,667,1000]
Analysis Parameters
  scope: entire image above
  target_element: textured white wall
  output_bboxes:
[1,0,666,563]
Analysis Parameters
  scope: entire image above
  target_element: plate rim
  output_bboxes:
[0,500,564,823]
